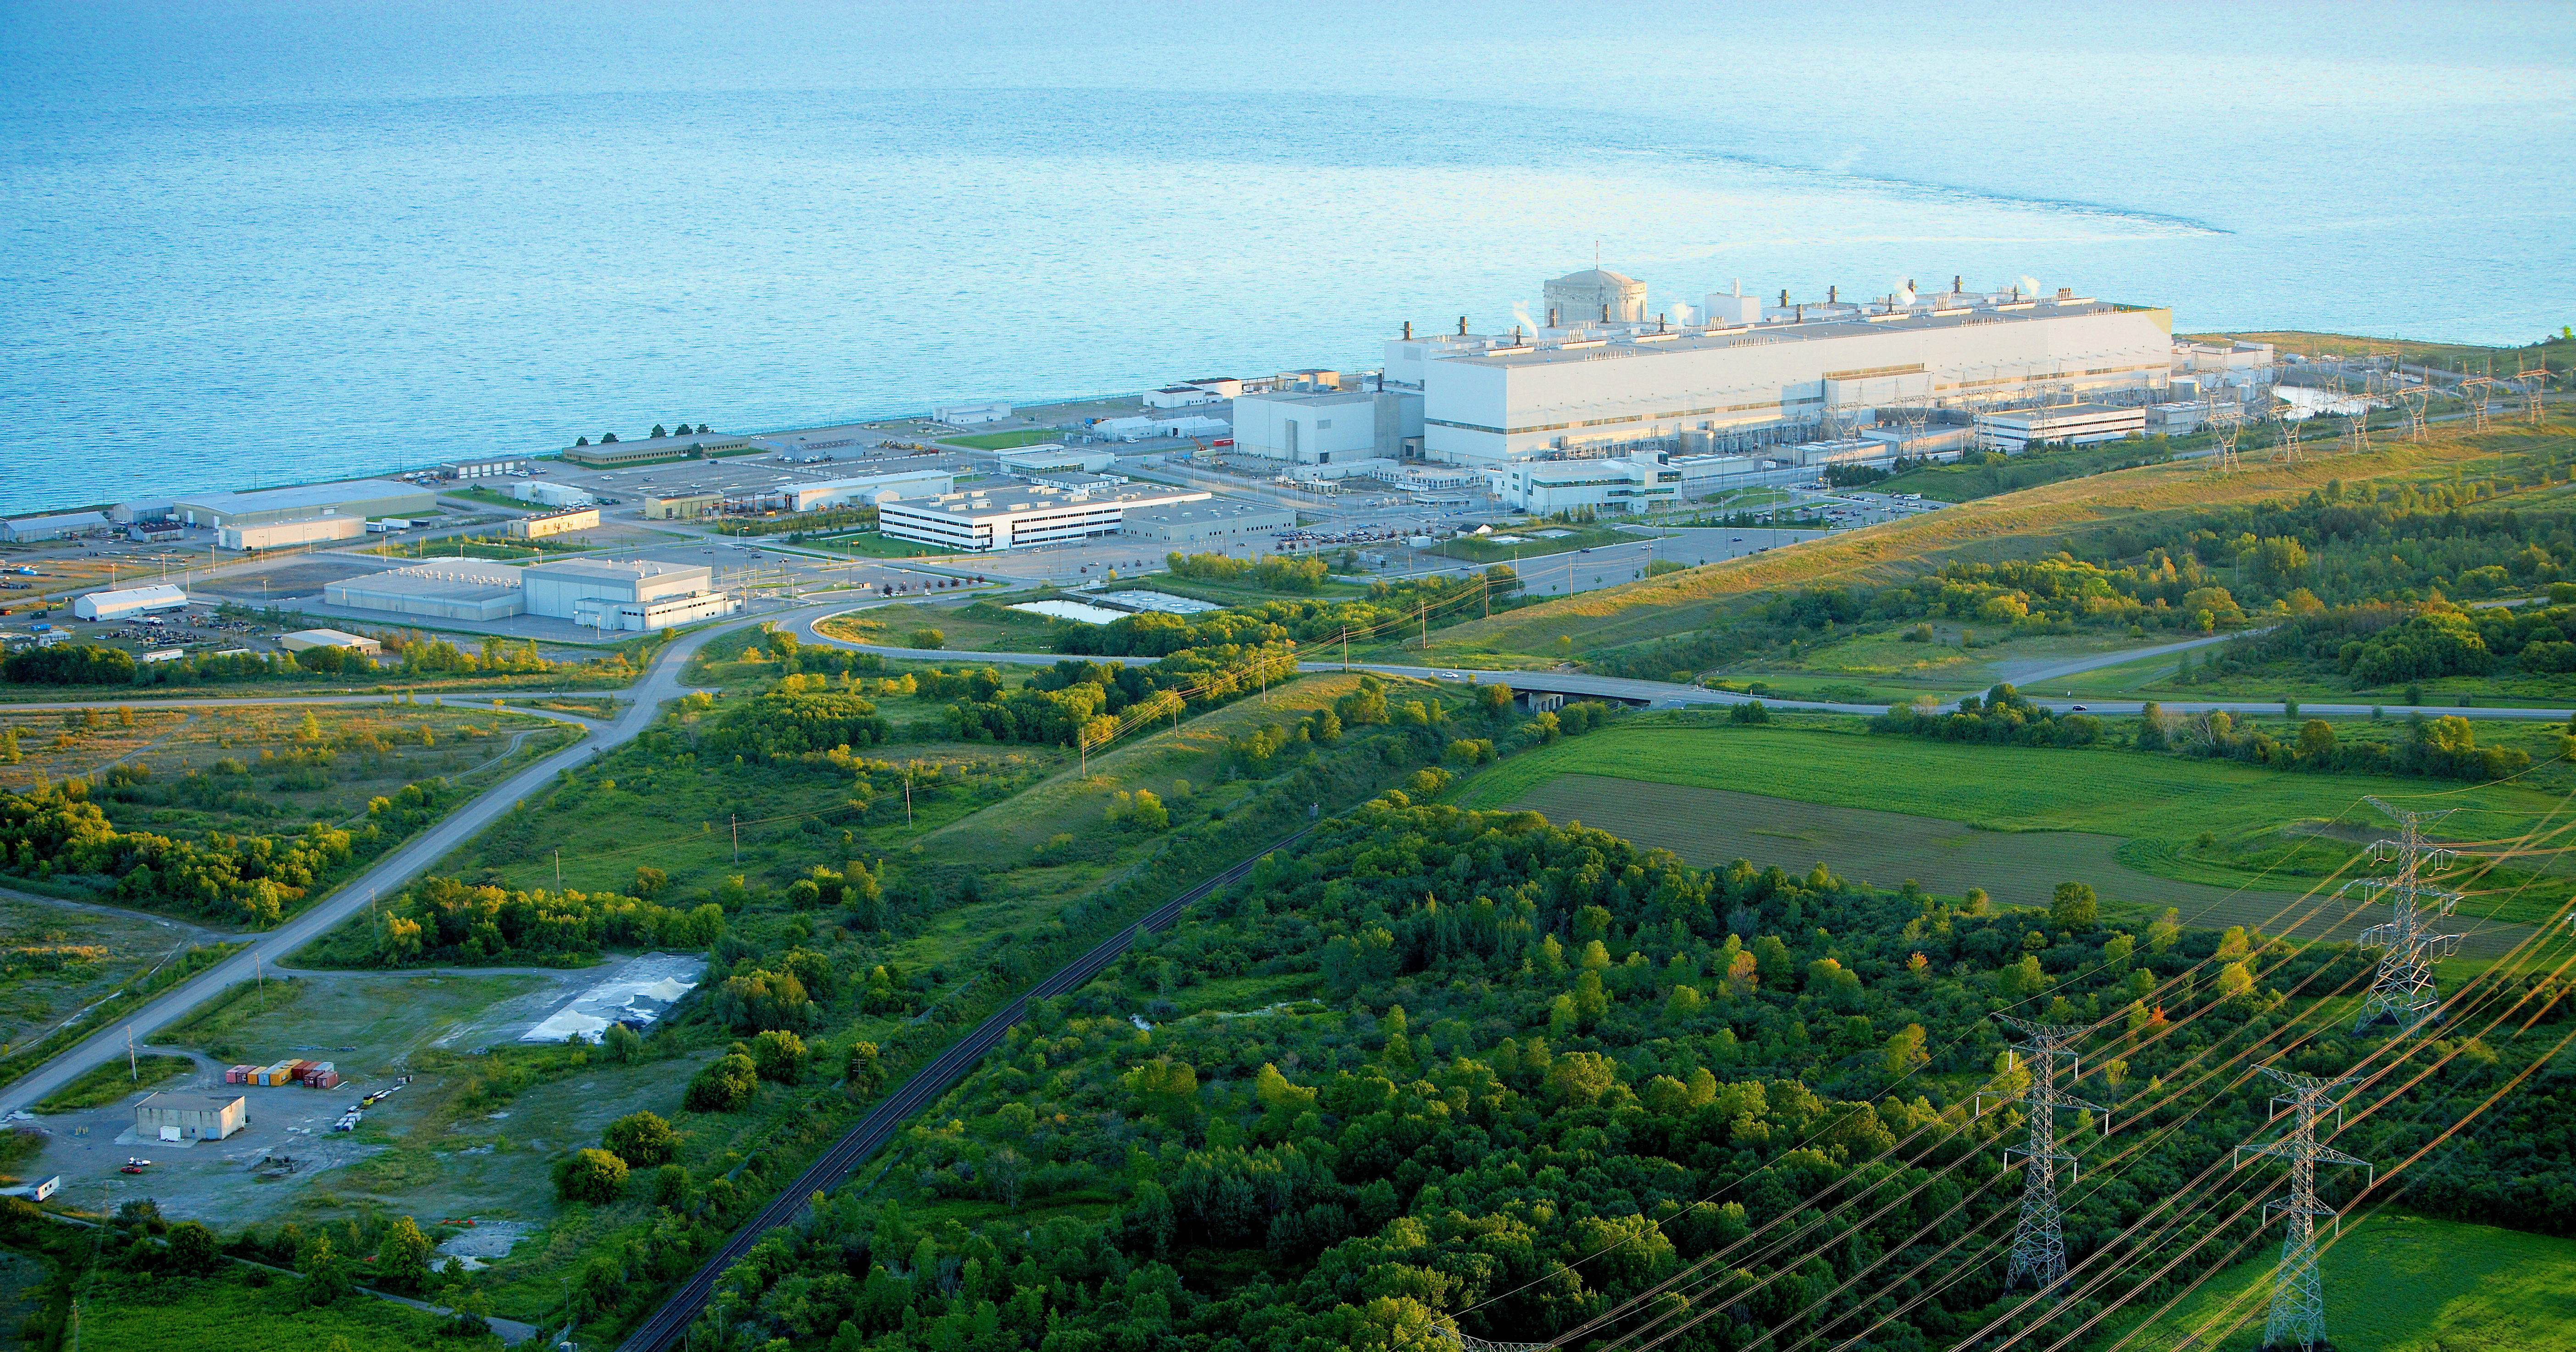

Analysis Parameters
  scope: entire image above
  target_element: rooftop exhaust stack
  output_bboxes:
[1457,316,1467,335]
[1402,321,1412,340]
[1828,285,1838,304]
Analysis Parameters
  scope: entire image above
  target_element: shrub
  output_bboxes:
[553,1147,629,1204]
[683,1053,759,1112]
[750,1030,810,1084]
[601,1111,679,1167]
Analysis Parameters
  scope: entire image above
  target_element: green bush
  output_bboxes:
[601,1111,679,1167]
[552,1147,629,1203]
[683,1053,758,1112]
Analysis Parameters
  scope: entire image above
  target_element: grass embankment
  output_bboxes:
[1870,434,2187,503]
[32,1053,194,1112]
[2095,1207,2576,1351]
[2198,328,2573,374]
[1452,715,2574,929]
[1430,425,2576,665]
[1433,523,1652,565]
[814,600,1067,655]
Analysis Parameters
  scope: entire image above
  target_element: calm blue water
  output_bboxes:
[3,0,2570,512]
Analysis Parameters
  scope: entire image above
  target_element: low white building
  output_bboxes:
[1976,403,2148,453]
[221,515,368,550]
[509,481,597,509]
[996,445,1116,475]
[522,559,717,626]
[325,563,526,621]
[783,469,955,512]
[880,484,1210,552]
[1,511,110,543]
[1144,385,1224,409]
[1499,458,1683,514]
[278,628,383,655]
[439,458,526,479]
[1093,413,1231,443]
[933,400,1013,425]
[72,583,190,621]
[1121,499,1297,546]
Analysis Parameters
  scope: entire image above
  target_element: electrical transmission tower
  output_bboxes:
[2235,1065,2375,1352]
[1429,1330,1549,1352]
[1976,1014,2110,1290]
[2458,376,2497,432]
[2206,402,2244,473]
[2398,386,2431,443]
[2269,396,2304,461]
[2517,361,2550,423]
[2340,795,2465,1033]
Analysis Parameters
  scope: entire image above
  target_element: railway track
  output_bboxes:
[613,827,1310,1352]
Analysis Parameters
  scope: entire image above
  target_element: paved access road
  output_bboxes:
[0,603,856,1118]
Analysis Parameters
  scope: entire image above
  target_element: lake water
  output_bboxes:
[3,0,2570,511]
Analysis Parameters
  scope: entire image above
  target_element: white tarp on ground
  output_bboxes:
[1091,589,1221,615]
[1009,600,1128,625]
[521,952,708,1043]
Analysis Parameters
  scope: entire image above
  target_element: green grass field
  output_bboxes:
[65,1265,489,1352]
[2094,1208,2576,1351]
[940,429,1068,451]
[33,1053,193,1112]
[1452,716,2575,930]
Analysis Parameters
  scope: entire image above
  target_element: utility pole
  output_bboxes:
[2339,795,2465,1033]
[1976,1014,2109,1290]
[553,848,562,889]
[126,1026,135,1081]
[730,815,738,863]
[2236,1064,2373,1352]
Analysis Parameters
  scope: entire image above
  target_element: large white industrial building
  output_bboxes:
[879,484,1210,552]
[73,583,190,621]
[221,515,367,550]
[324,559,735,631]
[1383,272,2173,475]
[1229,390,1423,473]
[173,480,435,529]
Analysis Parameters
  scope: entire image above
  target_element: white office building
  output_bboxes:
[520,559,724,630]
[1498,459,1682,514]
[1975,403,2148,453]
[933,400,1012,425]
[1384,274,2172,471]
[879,484,1209,552]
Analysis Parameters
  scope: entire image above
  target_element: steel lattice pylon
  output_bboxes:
[1976,1014,2110,1290]
[2340,796,2466,1034]
[2235,1065,2375,1352]
[1429,1327,1552,1352]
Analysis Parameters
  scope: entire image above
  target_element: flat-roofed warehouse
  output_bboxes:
[326,563,527,621]
[1,510,110,543]
[1121,499,1296,546]
[173,479,435,529]
[136,1091,246,1141]
[72,583,190,621]
[1974,403,2148,453]
[1384,278,2172,467]
[879,483,1210,552]
[521,558,735,631]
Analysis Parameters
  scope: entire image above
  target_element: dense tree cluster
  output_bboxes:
[0,776,440,925]
[2203,597,2576,688]
[676,792,2572,1352]
[375,875,726,965]
[1166,553,1331,593]
[1049,567,1525,660]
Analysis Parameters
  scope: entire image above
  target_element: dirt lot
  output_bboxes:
[1502,773,2536,956]
[15,969,605,1231]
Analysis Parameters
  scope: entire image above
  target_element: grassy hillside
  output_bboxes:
[2095,1207,2576,1351]
[1429,424,2576,664]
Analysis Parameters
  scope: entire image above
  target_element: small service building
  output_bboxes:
[135,1092,247,1142]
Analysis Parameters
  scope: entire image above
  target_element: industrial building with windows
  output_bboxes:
[1382,271,2172,471]
[879,484,1210,552]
